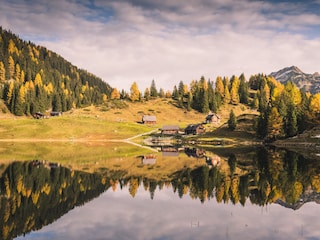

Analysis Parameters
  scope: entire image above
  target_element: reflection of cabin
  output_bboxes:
[205,155,221,167]
[50,111,62,117]
[184,147,205,158]
[161,125,179,135]
[161,147,179,157]
[34,112,45,119]
[142,115,156,124]
[206,113,220,124]
[184,124,205,135]
[142,155,156,164]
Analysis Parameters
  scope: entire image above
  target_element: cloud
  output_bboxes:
[0,0,319,91]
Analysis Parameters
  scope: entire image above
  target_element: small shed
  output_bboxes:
[142,115,156,124]
[161,125,179,135]
[206,113,220,124]
[34,112,45,119]
[50,111,62,117]
[185,124,205,135]
[184,147,206,158]
[161,147,179,157]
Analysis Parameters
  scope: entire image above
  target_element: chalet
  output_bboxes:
[205,155,221,167]
[184,124,205,135]
[184,147,205,158]
[161,125,179,135]
[142,155,156,165]
[34,112,45,119]
[161,146,179,157]
[50,111,62,117]
[206,113,220,124]
[142,115,156,124]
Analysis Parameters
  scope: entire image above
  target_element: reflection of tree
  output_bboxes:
[4,147,320,239]
[117,147,320,209]
[0,161,109,240]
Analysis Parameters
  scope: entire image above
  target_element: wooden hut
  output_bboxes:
[142,115,156,124]
[205,113,220,124]
[161,125,179,135]
[184,124,205,135]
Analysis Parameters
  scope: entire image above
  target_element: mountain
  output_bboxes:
[269,66,320,93]
[0,27,112,116]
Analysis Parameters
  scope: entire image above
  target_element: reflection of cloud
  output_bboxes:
[17,185,320,240]
[1,1,320,91]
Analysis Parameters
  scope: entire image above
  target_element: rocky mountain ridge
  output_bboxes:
[270,66,320,93]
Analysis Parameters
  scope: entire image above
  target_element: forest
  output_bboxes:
[0,27,112,115]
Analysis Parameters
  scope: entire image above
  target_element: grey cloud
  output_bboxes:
[0,0,320,91]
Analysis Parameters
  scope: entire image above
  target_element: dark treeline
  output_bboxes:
[0,27,112,116]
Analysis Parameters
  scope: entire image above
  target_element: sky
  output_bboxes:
[1,0,320,91]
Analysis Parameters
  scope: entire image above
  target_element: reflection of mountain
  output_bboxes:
[0,161,109,240]
[275,189,320,210]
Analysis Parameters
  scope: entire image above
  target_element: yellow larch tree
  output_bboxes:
[310,93,320,113]
[130,82,140,101]
[110,88,120,99]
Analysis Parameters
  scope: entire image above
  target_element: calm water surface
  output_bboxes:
[17,185,320,240]
[0,143,319,240]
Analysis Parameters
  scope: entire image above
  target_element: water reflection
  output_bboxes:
[0,146,320,239]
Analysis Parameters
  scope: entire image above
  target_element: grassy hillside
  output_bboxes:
[0,98,258,141]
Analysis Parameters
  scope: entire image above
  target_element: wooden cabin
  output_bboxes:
[34,112,45,119]
[161,125,179,135]
[184,147,206,158]
[50,111,62,117]
[161,147,179,157]
[142,115,156,124]
[205,113,220,124]
[184,124,205,135]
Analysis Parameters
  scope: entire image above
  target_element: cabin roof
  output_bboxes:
[142,115,156,122]
[185,124,203,131]
[162,125,179,131]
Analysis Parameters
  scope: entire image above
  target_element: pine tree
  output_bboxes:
[172,85,179,100]
[285,104,298,137]
[150,79,158,98]
[239,73,249,104]
[144,88,150,101]
[228,110,237,130]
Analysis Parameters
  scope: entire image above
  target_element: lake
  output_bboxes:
[1,142,320,240]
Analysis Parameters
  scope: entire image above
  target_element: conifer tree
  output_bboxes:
[239,73,249,104]
[150,79,158,98]
[228,110,237,130]
[144,88,150,101]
